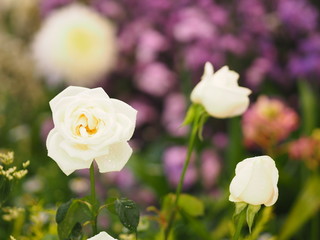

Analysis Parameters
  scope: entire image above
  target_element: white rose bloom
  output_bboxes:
[229,156,279,206]
[32,4,117,86]
[46,86,137,176]
[88,232,117,240]
[191,62,251,118]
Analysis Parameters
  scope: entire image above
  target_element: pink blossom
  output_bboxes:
[135,62,176,97]
[242,96,299,149]
[162,93,188,137]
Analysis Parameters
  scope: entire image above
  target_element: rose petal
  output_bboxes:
[50,86,87,112]
[111,98,137,140]
[95,142,132,173]
[46,129,92,175]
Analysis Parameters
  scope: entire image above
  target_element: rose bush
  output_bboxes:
[191,62,251,118]
[46,86,137,175]
[229,155,279,206]
[88,232,117,240]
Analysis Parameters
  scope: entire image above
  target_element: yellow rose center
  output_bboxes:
[75,114,99,137]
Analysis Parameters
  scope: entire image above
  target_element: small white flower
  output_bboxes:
[32,4,117,86]
[229,156,279,206]
[88,232,117,240]
[46,86,137,175]
[191,62,251,118]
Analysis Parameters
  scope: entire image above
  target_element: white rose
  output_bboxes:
[46,86,137,176]
[191,62,251,118]
[88,232,117,240]
[229,155,279,206]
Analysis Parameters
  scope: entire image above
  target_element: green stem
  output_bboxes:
[164,120,199,239]
[233,212,246,240]
[90,163,98,235]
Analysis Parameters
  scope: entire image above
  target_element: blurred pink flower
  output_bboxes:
[288,130,320,169]
[163,146,197,189]
[135,62,176,97]
[288,137,316,161]
[101,168,137,190]
[162,93,188,137]
[242,96,299,149]
[200,150,221,190]
[245,58,272,88]
[173,7,216,42]
[212,132,229,149]
[130,98,157,127]
[136,29,169,63]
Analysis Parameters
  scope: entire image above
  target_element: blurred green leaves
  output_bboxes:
[279,175,320,240]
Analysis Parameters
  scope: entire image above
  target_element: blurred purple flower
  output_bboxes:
[288,34,320,78]
[135,62,176,97]
[277,0,318,34]
[184,42,225,70]
[163,146,197,189]
[162,93,188,137]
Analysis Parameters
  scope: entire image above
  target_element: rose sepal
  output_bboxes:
[246,204,261,233]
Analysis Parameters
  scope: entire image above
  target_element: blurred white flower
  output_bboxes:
[46,86,137,175]
[88,231,117,240]
[32,4,117,86]
[191,62,251,118]
[229,155,279,206]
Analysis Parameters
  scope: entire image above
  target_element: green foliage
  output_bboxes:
[298,80,318,135]
[106,198,140,232]
[279,175,320,240]
[178,194,205,217]
[56,199,92,240]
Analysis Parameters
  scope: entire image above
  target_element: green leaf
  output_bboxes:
[57,199,92,240]
[243,207,273,240]
[162,193,176,214]
[69,222,82,240]
[298,80,317,135]
[115,198,140,232]
[178,194,204,217]
[56,200,73,224]
[279,176,320,240]
[246,205,261,233]
[105,197,117,215]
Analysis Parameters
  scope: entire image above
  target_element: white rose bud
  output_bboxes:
[46,86,137,176]
[88,232,117,240]
[229,156,279,206]
[191,62,251,118]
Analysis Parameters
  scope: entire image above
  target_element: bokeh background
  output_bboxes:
[1,0,320,239]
